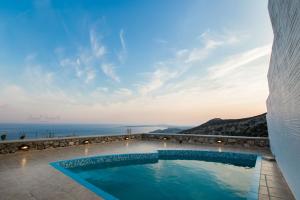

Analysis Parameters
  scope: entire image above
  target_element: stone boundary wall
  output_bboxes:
[142,134,269,148]
[0,133,269,154]
[0,134,142,154]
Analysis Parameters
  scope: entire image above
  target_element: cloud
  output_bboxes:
[124,45,271,124]
[138,67,178,95]
[85,68,96,83]
[153,38,168,44]
[138,30,243,96]
[115,88,132,96]
[0,42,271,124]
[0,83,83,122]
[118,29,127,63]
[25,53,37,62]
[184,30,242,63]
[59,57,96,83]
[23,65,54,91]
[59,28,122,83]
[89,87,132,106]
[168,43,272,92]
[23,54,55,89]
[119,29,126,50]
[208,44,272,79]
[54,26,125,85]
[90,29,106,58]
[101,63,120,82]
[197,29,243,46]
[0,25,270,124]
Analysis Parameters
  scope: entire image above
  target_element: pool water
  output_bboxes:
[51,150,261,200]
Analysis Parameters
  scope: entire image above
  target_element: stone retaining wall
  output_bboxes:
[0,133,269,154]
[0,134,142,154]
[142,134,269,148]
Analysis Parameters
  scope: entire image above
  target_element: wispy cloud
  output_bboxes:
[90,29,106,58]
[0,43,271,124]
[161,43,271,95]
[101,63,120,82]
[24,56,55,90]
[115,88,132,96]
[124,43,271,124]
[208,44,272,79]
[119,29,126,50]
[25,53,37,62]
[90,28,121,82]
[138,30,243,96]
[85,68,96,83]
[57,28,124,83]
[183,30,242,64]
[153,38,168,44]
[118,29,127,63]
[59,57,96,84]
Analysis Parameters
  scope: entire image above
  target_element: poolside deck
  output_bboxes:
[0,140,295,200]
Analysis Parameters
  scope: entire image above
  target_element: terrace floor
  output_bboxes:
[0,140,295,200]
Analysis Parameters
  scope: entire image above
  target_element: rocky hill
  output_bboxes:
[179,113,268,137]
[150,128,183,134]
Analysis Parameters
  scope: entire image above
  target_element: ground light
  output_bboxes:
[83,140,89,144]
[19,144,29,150]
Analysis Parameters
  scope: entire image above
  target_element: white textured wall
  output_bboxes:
[267,0,300,199]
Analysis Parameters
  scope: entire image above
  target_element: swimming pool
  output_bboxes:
[50,150,261,200]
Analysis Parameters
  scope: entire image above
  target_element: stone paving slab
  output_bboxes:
[259,159,295,200]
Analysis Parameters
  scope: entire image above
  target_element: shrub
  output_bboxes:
[19,133,26,140]
[1,134,6,141]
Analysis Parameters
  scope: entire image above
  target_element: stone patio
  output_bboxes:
[0,140,295,200]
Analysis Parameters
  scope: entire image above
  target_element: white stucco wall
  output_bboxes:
[267,0,300,199]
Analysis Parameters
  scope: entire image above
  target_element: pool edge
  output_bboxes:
[50,162,118,200]
[50,150,261,200]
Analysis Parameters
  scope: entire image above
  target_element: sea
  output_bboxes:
[0,123,170,141]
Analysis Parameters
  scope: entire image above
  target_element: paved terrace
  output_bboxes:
[0,139,295,200]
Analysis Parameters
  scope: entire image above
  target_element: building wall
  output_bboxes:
[267,0,300,199]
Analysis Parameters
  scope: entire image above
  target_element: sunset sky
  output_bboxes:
[0,0,273,125]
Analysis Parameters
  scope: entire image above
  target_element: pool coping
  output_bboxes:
[50,149,262,200]
[50,161,118,200]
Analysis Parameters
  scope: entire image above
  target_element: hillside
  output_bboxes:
[150,128,184,134]
[179,113,268,137]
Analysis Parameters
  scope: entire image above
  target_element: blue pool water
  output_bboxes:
[51,150,261,200]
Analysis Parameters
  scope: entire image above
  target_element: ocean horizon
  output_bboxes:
[0,123,189,141]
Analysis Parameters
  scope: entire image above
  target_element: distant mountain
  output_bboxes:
[150,128,184,134]
[179,113,268,137]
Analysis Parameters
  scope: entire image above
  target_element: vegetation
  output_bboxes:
[1,133,7,141]
[179,113,268,137]
[150,128,184,134]
[19,133,26,140]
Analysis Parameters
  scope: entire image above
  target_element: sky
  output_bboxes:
[0,0,273,125]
